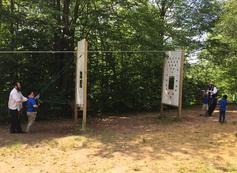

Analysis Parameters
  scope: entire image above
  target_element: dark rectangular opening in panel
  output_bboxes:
[168,76,175,90]
[80,71,83,79]
[80,71,83,88]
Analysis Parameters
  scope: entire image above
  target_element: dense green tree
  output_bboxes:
[191,0,237,102]
[0,0,224,121]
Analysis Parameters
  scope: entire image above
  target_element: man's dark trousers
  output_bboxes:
[208,97,217,116]
[9,109,23,133]
[219,109,226,123]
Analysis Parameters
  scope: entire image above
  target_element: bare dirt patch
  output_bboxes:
[0,106,237,173]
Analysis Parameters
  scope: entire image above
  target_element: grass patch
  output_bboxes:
[7,142,22,152]
[191,164,217,173]
[231,121,237,125]
[60,136,89,151]
[215,162,237,173]
[157,115,181,125]
[1,110,237,173]
[74,127,94,134]
[47,139,59,148]
[95,130,118,143]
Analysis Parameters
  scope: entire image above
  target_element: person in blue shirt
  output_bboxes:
[219,95,228,123]
[25,91,39,132]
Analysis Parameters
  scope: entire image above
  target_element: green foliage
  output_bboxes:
[192,0,237,101]
[0,0,223,121]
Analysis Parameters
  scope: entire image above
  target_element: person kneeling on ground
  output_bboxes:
[25,91,39,132]
[219,95,228,124]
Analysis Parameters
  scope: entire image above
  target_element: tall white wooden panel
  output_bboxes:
[162,49,184,107]
[76,39,87,108]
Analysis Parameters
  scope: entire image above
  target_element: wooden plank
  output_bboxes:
[160,52,166,116]
[178,49,185,118]
[74,46,78,122]
[82,39,88,130]
[74,105,78,122]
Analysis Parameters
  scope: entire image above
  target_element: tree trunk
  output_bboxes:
[62,0,70,50]
[51,0,81,100]
[10,0,15,50]
[61,0,71,92]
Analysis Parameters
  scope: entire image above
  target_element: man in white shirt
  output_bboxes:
[8,82,28,133]
[207,84,218,116]
[209,85,218,98]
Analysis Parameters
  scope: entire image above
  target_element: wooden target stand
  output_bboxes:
[74,41,184,129]
[160,49,185,118]
[74,39,88,130]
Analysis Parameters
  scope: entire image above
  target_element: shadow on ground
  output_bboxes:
[0,106,237,165]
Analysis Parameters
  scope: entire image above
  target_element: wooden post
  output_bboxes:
[160,52,166,117]
[75,39,88,129]
[160,104,164,116]
[82,40,88,130]
[74,48,78,123]
[178,49,185,118]
[74,105,78,122]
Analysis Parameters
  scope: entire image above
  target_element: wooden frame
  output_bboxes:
[160,49,185,118]
[74,42,184,129]
[178,49,185,118]
[74,39,88,130]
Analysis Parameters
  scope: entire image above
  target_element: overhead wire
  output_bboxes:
[0,49,188,105]
[0,50,173,54]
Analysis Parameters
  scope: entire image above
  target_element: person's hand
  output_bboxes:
[35,94,40,100]
[22,97,28,102]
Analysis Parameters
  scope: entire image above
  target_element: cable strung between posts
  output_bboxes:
[89,50,169,53]
[39,63,71,94]
[0,51,75,54]
[0,50,172,54]
[0,49,186,103]
[35,61,72,105]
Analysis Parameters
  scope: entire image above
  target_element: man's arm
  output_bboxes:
[33,105,38,108]
[212,87,218,94]
[20,92,28,102]
[11,92,22,105]
[32,99,38,108]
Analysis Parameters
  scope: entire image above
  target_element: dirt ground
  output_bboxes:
[0,107,237,173]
